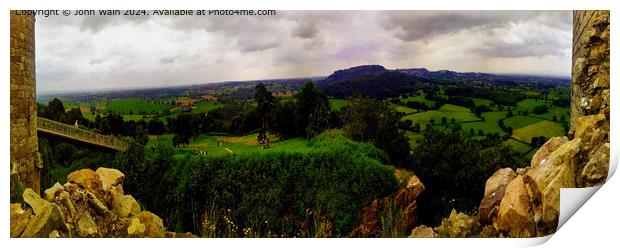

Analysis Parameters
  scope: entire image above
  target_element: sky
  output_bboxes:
[35,10,572,93]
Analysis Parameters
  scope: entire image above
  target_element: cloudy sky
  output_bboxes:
[35,10,572,93]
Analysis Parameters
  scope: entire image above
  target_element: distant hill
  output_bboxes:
[316,65,430,99]
[316,65,570,99]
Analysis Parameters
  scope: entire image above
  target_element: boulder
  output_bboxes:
[128,211,166,238]
[22,188,49,216]
[67,169,103,193]
[96,167,125,191]
[48,230,61,238]
[58,191,77,221]
[497,176,536,237]
[394,175,424,208]
[76,212,99,237]
[530,137,568,168]
[524,138,580,234]
[44,182,65,202]
[478,168,517,225]
[10,203,32,237]
[409,225,436,238]
[581,143,609,187]
[20,202,68,237]
[87,192,110,216]
[478,225,499,238]
[113,194,141,218]
[434,209,475,238]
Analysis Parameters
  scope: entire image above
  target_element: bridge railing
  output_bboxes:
[37,117,128,150]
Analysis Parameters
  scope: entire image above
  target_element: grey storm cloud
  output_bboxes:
[379,10,570,41]
[34,10,572,93]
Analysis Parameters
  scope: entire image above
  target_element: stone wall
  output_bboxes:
[10,11,40,192]
[571,10,610,131]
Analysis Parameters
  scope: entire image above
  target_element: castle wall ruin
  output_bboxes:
[10,11,40,193]
[571,10,610,130]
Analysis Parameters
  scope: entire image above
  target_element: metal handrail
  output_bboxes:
[37,117,128,151]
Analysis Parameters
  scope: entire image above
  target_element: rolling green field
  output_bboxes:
[512,120,565,143]
[460,111,507,135]
[402,104,480,130]
[472,97,493,107]
[402,95,435,106]
[106,98,172,114]
[83,113,96,121]
[329,99,347,110]
[148,132,312,157]
[530,106,569,121]
[190,101,224,113]
[405,131,423,149]
[515,99,551,112]
[82,113,144,122]
[503,115,544,129]
[502,139,534,154]
[392,103,418,115]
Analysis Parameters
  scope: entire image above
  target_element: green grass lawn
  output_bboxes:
[502,138,534,154]
[530,106,569,121]
[391,103,418,115]
[503,115,543,129]
[512,120,566,143]
[472,97,493,107]
[121,115,145,122]
[106,98,172,114]
[402,95,435,106]
[460,111,507,135]
[83,113,96,121]
[190,101,224,114]
[405,131,423,149]
[147,132,311,157]
[402,104,479,130]
[329,99,347,110]
[515,99,552,112]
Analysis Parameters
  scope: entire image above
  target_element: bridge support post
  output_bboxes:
[10,11,41,194]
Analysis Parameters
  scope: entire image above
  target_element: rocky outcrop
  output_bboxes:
[497,176,536,237]
[350,172,424,237]
[425,10,612,239]
[458,110,609,238]
[10,167,192,238]
[434,209,476,238]
[409,225,436,238]
[478,168,517,225]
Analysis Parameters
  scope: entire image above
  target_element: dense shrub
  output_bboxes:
[114,133,398,236]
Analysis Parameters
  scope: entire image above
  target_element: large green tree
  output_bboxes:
[294,82,331,138]
[255,83,276,145]
[342,95,412,167]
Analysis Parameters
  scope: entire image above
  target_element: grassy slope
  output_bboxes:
[148,132,311,157]
[512,120,565,143]
[503,115,543,129]
[391,103,418,115]
[402,104,479,130]
[472,97,493,106]
[106,98,172,114]
[460,111,507,135]
[402,95,435,106]
[502,139,533,154]
[530,106,569,121]
[515,99,551,112]
[190,101,224,114]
